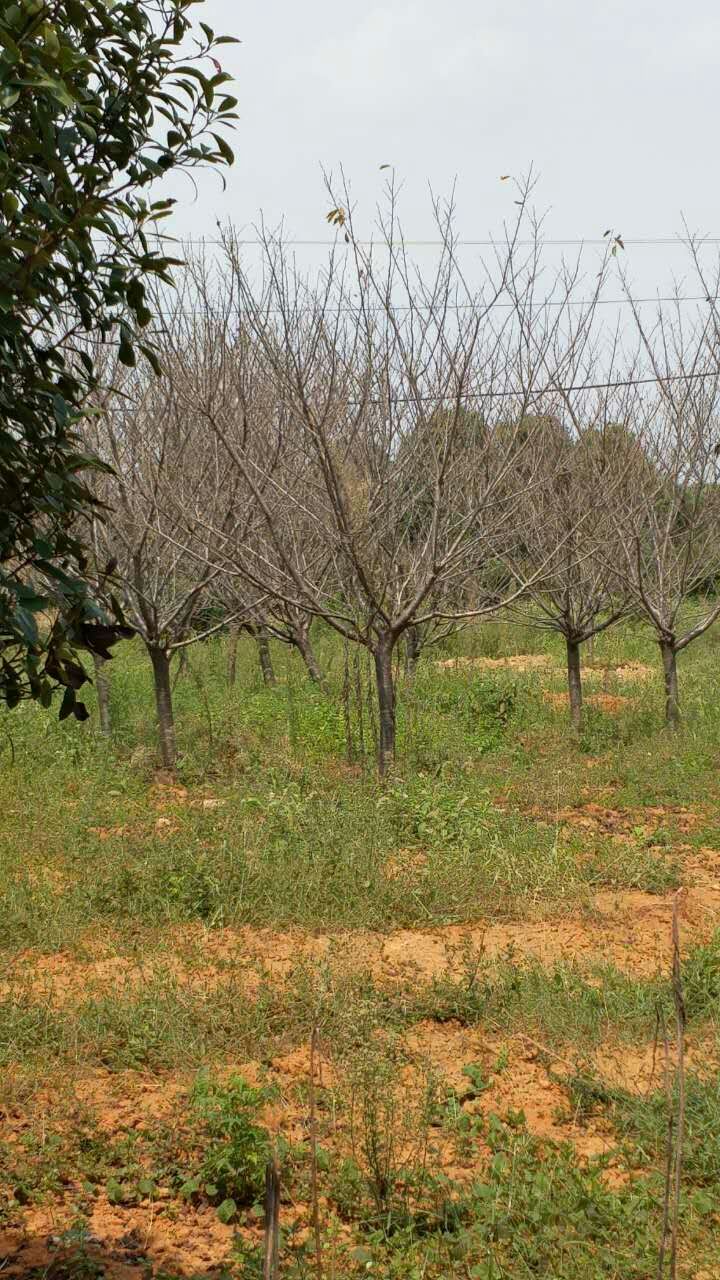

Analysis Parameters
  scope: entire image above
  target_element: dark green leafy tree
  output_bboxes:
[0,0,237,716]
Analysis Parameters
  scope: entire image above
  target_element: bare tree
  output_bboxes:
[86,357,234,767]
[611,299,720,726]
[130,177,623,774]
[501,410,635,730]
[144,269,324,693]
[213,576,326,686]
[194,181,618,774]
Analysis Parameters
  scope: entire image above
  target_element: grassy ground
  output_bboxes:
[1,619,720,1278]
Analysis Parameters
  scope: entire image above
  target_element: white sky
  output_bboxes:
[163,0,720,300]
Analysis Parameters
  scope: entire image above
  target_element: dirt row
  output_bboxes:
[4,867,720,1007]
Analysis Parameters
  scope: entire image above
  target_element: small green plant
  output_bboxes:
[461,1062,490,1097]
[493,1047,510,1073]
[328,1113,702,1278]
[50,1220,107,1280]
[438,1086,485,1160]
[184,1072,272,1221]
[343,1046,441,1229]
[386,775,490,848]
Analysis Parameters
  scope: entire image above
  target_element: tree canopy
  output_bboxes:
[0,0,236,715]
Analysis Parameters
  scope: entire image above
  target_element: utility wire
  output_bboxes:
[148,294,720,320]
[127,235,720,249]
[349,369,720,406]
[88,332,720,398]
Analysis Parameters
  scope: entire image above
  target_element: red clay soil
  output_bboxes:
[3,792,719,1275]
[435,656,653,684]
[543,691,631,712]
[436,654,552,672]
[3,885,718,1275]
[527,801,703,838]
[4,876,719,1009]
[0,1020,629,1280]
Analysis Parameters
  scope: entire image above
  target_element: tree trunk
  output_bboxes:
[257,628,276,687]
[660,638,680,728]
[294,624,325,685]
[373,637,396,778]
[227,621,240,687]
[92,652,111,737]
[148,645,177,768]
[566,636,583,732]
[404,625,421,677]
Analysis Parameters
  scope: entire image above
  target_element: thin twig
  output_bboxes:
[656,1007,673,1280]
[186,655,214,747]
[656,893,687,1279]
[309,1025,324,1280]
[645,1007,661,1100]
[511,1032,576,1074]
[669,893,687,1280]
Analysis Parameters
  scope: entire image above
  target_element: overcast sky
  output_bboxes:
[165,0,719,299]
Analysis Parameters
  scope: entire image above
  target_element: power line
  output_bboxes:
[370,369,720,405]
[115,234,720,249]
[147,294,720,321]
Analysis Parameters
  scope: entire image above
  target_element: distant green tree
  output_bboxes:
[0,0,237,716]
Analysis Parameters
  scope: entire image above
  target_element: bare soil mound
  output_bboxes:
[436,654,551,672]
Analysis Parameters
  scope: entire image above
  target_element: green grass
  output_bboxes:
[2,617,720,1277]
[0,623,698,951]
[3,935,719,1076]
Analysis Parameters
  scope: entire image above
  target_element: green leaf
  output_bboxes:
[106,1177,125,1205]
[0,0,238,715]
[14,607,38,645]
[53,394,70,426]
[2,192,19,218]
[118,324,136,367]
[15,591,47,612]
[216,1198,237,1224]
[139,343,162,376]
[211,132,234,165]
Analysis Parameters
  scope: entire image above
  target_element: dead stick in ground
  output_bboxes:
[669,893,687,1280]
[656,1007,673,1280]
[656,892,687,1280]
[262,1154,280,1280]
[309,1025,324,1280]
